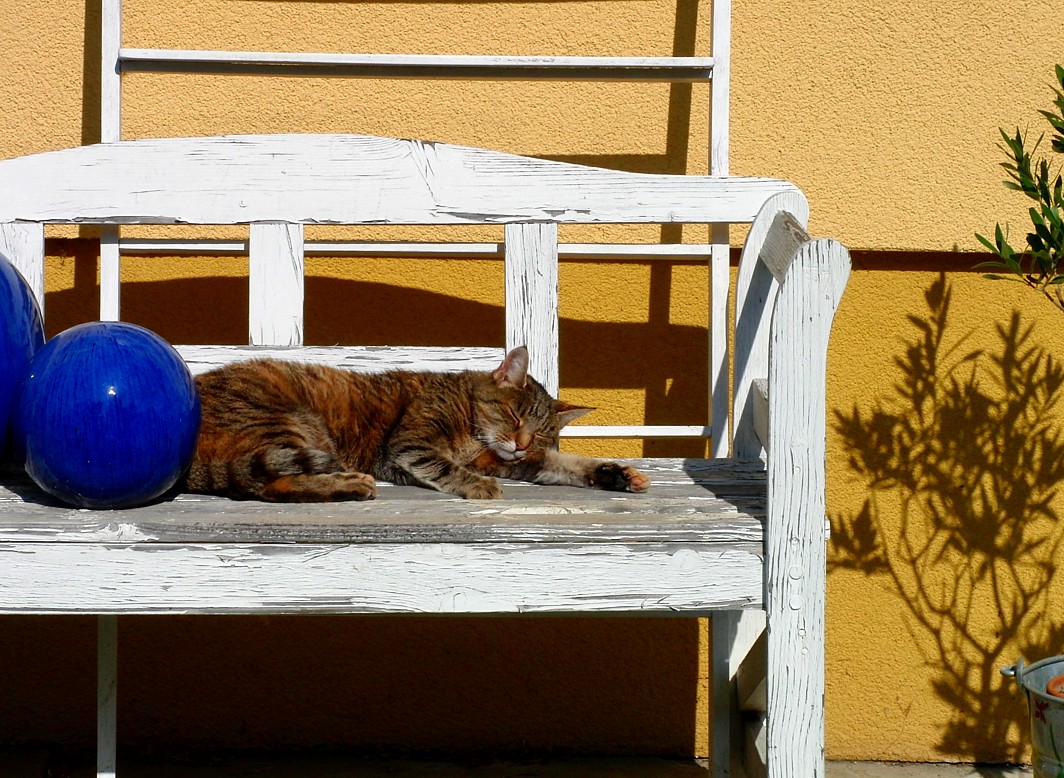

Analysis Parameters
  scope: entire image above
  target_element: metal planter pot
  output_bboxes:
[1003,656,1064,778]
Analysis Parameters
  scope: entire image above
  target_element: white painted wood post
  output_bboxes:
[249,223,305,347]
[0,223,45,318]
[710,0,731,183]
[732,192,809,459]
[715,195,808,778]
[101,0,121,144]
[99,232,121,322]
[712,609,765,777]
[504,222,559,396]
[709,226,730,460]
[99,0,122,321]
[97,615,117,778]
[708,0,732,460]
[96,5,122,766]
[764,238,849,777]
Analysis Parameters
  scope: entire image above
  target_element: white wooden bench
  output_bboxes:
[0,133,849,777]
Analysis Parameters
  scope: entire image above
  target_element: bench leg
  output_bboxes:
[712,610,765,777]
[97,615,117,778]
[765,559,827,777]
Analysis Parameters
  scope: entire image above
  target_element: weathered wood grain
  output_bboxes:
[174,345,506,375]
[505,222,559,396]
[0,134,799,226]
[117,238,718,259]
[0,541,762,615]
[0,222,45,317]
[732,192,809,460]
[249,222,304,347]
[763,238,850,777]
[0,458,766,545]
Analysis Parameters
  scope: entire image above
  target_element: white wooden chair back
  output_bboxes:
[0,132,804,457]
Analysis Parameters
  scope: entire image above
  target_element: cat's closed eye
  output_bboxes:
[502,404,525,429]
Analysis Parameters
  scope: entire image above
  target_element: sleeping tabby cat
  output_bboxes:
[186,347,650,502]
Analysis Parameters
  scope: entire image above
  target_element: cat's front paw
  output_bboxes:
[459,477,504,500]
[591,463,650,493]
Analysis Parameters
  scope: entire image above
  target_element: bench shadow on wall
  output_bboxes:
[829,272,1064,762]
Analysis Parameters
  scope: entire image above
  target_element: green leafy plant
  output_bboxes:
[977,65,1064,312]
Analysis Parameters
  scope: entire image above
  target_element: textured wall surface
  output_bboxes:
[1,0,1063,764]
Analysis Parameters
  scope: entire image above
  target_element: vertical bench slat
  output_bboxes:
[249,223,305,347]
[709,228,730,459]
[99,232,121,322]
[504,222,559,395]
[0,223,45,319]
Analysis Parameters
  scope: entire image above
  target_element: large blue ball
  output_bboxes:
[14,322,201,509]
[0,256,45,454]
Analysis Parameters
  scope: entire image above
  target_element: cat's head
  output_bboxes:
[473,346,592,462]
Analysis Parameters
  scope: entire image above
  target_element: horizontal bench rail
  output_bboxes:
[174,345,505,375]
[116,238,717,260]
[559,425,712,438]
[119,48,716,83]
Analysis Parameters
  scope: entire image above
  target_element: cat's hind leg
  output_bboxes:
[190,410,377,501]
[259,471,377,502]
[254,436,377,502]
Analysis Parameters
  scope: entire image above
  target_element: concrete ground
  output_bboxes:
[0,750,1034,778]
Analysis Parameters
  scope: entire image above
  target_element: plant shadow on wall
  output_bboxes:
[830,273,1064,761]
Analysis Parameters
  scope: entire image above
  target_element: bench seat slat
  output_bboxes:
[0,540,763,615]
[2,457,766,614]
[0,458,765,546]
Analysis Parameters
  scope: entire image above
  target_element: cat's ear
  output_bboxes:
[492,346,529,387]
[555,401,594,427]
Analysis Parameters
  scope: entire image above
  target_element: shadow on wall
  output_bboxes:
[830,273,1064,761]
[11,259,713,756]
[44,249,712,460]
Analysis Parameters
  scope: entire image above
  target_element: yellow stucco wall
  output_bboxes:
[1,0,1064,765]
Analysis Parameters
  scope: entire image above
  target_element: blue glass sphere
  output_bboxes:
[0,256,45,455]
[14,322,201,509]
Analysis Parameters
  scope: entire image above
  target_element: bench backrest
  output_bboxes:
[0,132,824,458]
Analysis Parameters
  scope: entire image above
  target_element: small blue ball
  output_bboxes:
[14,322,201,509]
[0,256,45,455]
